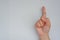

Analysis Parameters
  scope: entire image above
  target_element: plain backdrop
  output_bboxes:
[0,0,60,40]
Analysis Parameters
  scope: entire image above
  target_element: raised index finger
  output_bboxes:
[42,6,46,18]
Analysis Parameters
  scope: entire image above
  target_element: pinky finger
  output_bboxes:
[35,22,41,28]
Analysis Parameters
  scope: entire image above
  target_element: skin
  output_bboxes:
[35,6,51,40]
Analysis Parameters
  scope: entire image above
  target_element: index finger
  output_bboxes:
[42,6,46,18]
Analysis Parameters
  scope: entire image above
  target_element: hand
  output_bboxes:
[35,6,51,37]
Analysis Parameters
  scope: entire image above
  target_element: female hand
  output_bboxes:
[35,6,51,40]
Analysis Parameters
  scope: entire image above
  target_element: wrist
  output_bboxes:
[39,33,50,40]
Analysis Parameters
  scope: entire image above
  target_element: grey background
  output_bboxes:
[0,0,60,40]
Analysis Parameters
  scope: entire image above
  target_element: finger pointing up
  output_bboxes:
[42,6,46,18]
